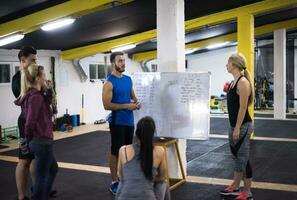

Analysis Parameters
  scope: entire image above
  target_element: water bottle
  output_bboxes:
[19,138,29,154]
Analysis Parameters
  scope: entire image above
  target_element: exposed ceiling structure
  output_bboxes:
[0,0,297,61]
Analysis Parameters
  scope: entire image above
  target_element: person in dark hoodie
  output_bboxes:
[15,64,58,200]
[12,46,37,200]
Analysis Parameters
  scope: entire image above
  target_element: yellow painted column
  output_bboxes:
[237,13,255,137]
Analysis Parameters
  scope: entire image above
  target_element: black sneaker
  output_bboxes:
[220,185,241,196]
[49,190,57,198]
[16,196,30,200]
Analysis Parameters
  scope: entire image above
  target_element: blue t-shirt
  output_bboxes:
[107,74,134,126]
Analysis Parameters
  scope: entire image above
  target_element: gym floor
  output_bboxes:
[0,119,296,200]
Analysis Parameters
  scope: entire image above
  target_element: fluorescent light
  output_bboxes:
[111,44,136,52]
[0,33,24,47]
[206,42,230,49]
[41,17,75,31]
[185,49,196,55]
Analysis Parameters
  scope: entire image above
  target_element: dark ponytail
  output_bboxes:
[135,116,155,180]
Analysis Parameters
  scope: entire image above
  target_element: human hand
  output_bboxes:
[134,101,141,110]
[233,128,240,142]
[46,80,52,88]
[126,103,139,110]
[19,143,28,152]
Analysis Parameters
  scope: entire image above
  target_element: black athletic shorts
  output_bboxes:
[18,113,34,160]
[109,124,134,156]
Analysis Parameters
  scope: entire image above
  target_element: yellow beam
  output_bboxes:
[133,17,297,62]
[133,33,237,62]
[185,0,297,31]
[186,34,237,50]
[61,0,297,60]
[237,14,255,137]
[61,30,156,60]
[0,0,133,38]
[133,51,158,63]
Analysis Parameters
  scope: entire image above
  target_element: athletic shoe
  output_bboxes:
[109,181,119,195]
[220,185,241,196]
[49,190,57,198]
[247,191,253,200]
[16,197,30,200]
[235,191,248,200]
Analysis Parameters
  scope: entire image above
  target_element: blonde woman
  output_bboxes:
[220,53,254,200]
[15,64,58,200]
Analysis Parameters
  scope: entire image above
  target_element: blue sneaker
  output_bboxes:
[109,181,119,195]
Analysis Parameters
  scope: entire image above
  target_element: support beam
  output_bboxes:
[185,0,297,31]
[274,29,287,119]
[62,30,156,60]
[294,39,297,113]
[237,14,255,134]
[0,0,133,37]
[157,0,187,181]
[61,0,297,60]
[133,18,297,62]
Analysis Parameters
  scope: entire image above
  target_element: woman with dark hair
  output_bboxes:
[116,116,168,200]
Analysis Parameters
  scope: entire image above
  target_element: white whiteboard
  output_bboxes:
[132,72,211,140]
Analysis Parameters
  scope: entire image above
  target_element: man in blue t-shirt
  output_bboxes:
[102,51,141,195]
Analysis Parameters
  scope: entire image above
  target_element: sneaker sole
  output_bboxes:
[220,192,240,196]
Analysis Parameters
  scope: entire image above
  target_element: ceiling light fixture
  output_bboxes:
[185,49,196,55]
[0,33,24,47]
[206,41,230,49]
[111,44,136,52]
[41,17,75,31]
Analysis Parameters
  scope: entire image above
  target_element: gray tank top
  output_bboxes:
[116,144,157,200]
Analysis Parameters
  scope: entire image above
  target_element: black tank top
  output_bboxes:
[227,76,252,127]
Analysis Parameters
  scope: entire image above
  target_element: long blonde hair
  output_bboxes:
[229,53,254,105]
[20,64,44,98]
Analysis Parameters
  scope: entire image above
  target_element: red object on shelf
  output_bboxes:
[0,125,2,142]
[223,81,230,93]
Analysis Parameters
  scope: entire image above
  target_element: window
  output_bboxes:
[89,64,97,79]
[0,62,20,85]
[15,66,20,73]
[0,64,11,84]
[151,64,158,72]
[89,64,111,80]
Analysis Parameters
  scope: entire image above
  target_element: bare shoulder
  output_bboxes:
[238,77,250,88]
[119,145,126,154]
[103,81,113,88]
[119,144,132,151]
[154,146,165,157]
[237,77,251,95]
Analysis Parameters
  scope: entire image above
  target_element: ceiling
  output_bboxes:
[0,0,297,59]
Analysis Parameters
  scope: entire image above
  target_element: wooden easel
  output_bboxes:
[154,137,186,190]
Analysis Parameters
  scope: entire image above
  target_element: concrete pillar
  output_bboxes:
[273,29,286,119]
[157,0,187,178]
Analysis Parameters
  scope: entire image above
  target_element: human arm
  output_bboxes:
[11,72,21,98]
[43,80,53,105]
[154,147,168,182]
[233,78,251,141]
[25,95,43,140]
[102,82,139,111]
[130,88,141,109]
